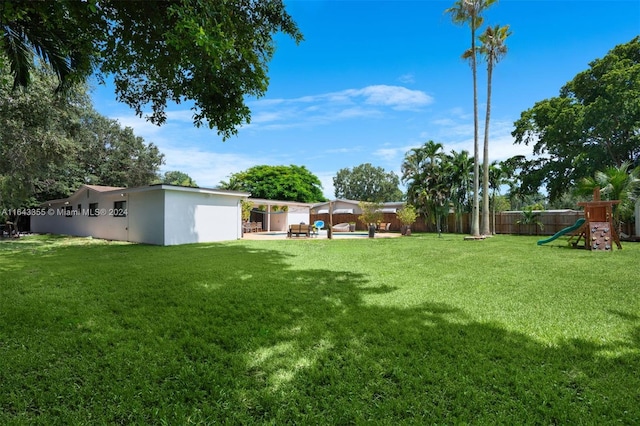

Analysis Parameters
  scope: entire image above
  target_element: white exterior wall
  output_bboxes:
[127,189,165,245]
[32,185,247,245]
[31,188,128,240]
[163,190,242,245]
[287,205,310,226]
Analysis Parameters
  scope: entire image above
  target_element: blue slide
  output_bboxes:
[537,218,586,245]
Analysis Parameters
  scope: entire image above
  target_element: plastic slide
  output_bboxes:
[537,218,586,246]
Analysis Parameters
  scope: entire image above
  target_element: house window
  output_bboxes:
[65,206,73,217]
[89,203,99,217]
[113,200,127,217]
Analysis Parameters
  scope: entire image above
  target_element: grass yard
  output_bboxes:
[1,234,639,424]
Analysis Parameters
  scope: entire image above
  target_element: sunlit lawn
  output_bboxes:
[1,234,639,424]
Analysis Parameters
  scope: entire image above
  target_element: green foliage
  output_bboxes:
[576,161,640,224]
[511,36,640,201]
[491,195,511,213]
[357,200,383,227]
[1,0,302,138]
[159,171,198,187]
[0,65,79,209]
[516,207,544,231]
[219,165,325,203]
[0,0,100,92]
[395,204,418,226]
[240,199,252,222]
[401,141,455,231]
[333,163,403,202]
[0,65,164,211]
[1,234,639,423]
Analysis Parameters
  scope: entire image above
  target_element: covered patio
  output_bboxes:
[243,199,312,233]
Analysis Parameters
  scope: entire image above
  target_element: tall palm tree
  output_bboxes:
[479,24,511,236]
[446,0,497,237]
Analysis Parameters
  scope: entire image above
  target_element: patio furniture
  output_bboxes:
[378,222,391,232]
[332,222,350,232]
[288,223,311,238]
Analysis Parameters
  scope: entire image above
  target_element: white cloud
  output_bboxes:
[398,73,416,84]
[422,113,531,163]
[245,85,433,131]
[159,147,260,189]
[349,85,433,110]
[373,147,405,162]
[112,115,164,138]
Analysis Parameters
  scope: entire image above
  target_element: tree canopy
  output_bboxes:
[511,36,640,201]
[0,65,164,212]
[1,0,303,139]
[333,163,403,202]
[219,165,325,203]
[160,171,198,187]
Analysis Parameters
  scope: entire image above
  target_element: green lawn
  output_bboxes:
[1,234,639,424]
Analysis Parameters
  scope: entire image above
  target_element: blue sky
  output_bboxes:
[91,0,640,199]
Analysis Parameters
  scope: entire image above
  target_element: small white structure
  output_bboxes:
[32,184,249,245]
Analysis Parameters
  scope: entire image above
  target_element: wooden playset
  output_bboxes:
[569,188,622,251]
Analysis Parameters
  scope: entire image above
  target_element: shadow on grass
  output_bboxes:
[1,240,639,424]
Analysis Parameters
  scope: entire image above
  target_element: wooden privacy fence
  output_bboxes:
[493,210,584,236]
[310,210,608,236]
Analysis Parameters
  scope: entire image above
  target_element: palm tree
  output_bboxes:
[446,149,473,232]
[446,0,497,237]
[401,141,445,232]
[1,4,94,92]
[479,24,510,236]
[488,161,509,234]
[577,161,640,231]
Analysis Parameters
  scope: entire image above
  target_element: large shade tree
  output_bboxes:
[219,165,325,203]
[160,171,198,188]
[511,37,640,202]
[333,163,403,202]
[446,0,497,237]
[0,65,164,212]
[1,0,303,138]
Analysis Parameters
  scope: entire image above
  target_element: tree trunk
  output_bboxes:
[470,25,480,237]
[481,61,493,236]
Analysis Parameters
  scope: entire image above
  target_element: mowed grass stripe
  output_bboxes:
[1,234,638,423]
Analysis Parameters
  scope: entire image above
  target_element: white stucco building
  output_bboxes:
[32,184,315,245]
[32,184,250,245]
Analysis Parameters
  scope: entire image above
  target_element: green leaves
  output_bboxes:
[0,65,164,211]
[2,0,302,138]
[333,163,403,202]
[511,37,640,202]
[219,165,325,203]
